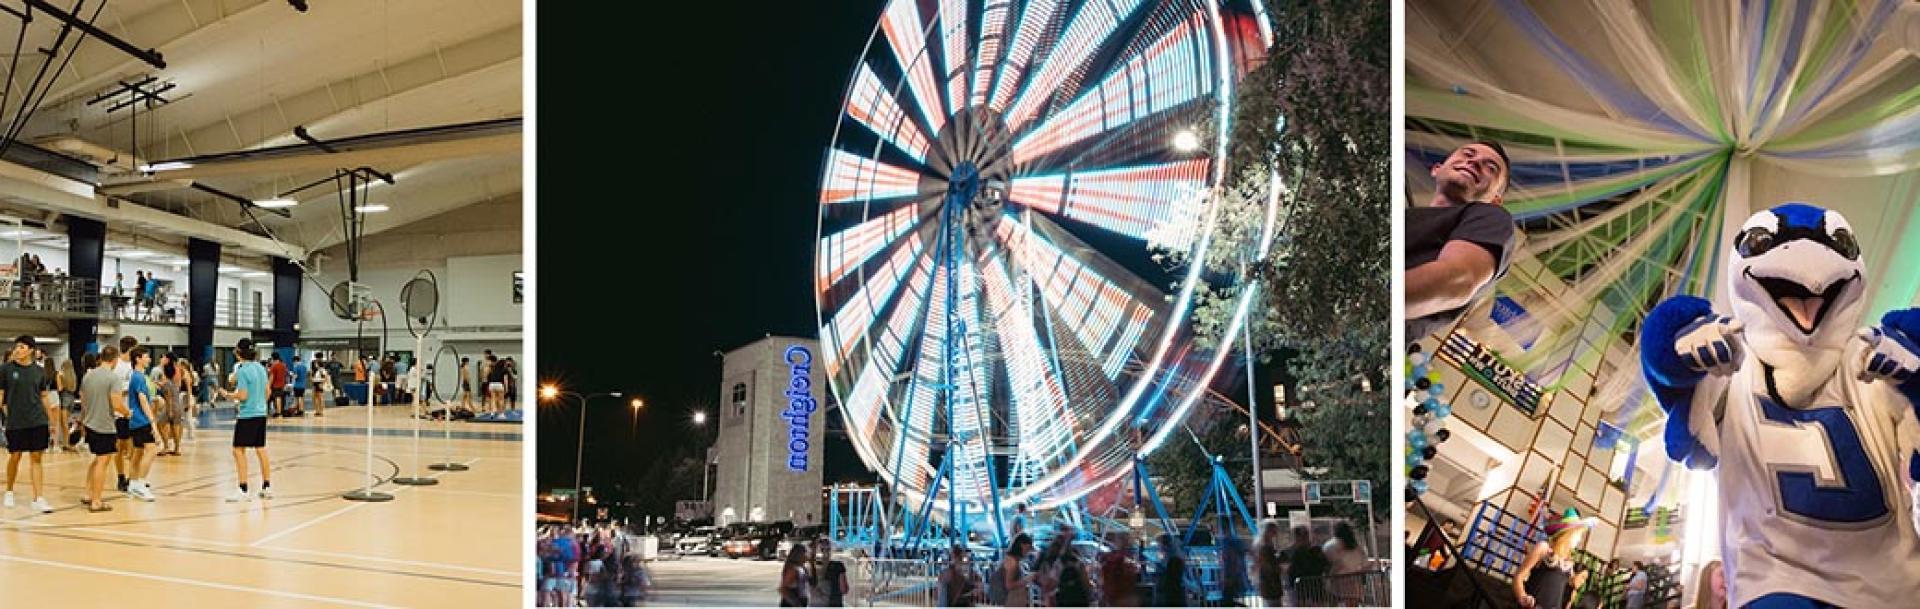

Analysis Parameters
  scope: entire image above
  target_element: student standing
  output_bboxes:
[55,358,76,452]
[268,353,290,416]
[458,356,474,410]
[290,355,309,416]
[112,336,136,492]
[310,354,330,417]
[1,336,55,512]
[123,347,159,501]
[79,347,121,512]
[217,339,272,501]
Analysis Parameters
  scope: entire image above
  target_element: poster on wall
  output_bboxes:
[512,271,523,304]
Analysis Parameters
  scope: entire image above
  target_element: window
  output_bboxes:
[732,382,748,416]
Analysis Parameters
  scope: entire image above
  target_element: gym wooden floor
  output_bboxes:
[0,405,522,607]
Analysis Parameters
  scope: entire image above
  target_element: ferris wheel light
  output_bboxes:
[693,411,707,425]
[1172,129,1202,152]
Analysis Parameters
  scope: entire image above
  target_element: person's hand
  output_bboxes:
[1517,592,1536,609]
[1675,315,1744,376]
[1856,326,1920,384]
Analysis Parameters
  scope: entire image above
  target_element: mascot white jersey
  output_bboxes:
[1640,203,1920,608]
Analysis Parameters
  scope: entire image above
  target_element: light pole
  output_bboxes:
[541,385,635,523]
[694,411,712,519]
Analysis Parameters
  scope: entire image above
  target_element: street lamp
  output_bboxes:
[694,410,712,518]
[541,386,626,523]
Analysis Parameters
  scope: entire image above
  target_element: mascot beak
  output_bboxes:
[1748,272,1855,335]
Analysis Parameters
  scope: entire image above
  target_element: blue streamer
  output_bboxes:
[1493,0,1712,142]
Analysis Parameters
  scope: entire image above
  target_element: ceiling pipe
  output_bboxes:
[34,136,142,174]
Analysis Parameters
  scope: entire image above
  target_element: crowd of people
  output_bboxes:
[0,334,276,512]
[536,522,652,607]
[926,519,1375,607]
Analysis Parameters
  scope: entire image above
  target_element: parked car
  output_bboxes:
[677,526,717,555]
[778,524,829,560]
[720,524,761,559]
[752,521,796,560]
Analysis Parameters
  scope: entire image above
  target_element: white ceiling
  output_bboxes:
[0,0,521,257]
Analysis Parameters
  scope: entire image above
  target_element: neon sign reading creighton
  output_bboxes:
[782,346,816,472]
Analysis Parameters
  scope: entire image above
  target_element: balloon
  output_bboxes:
[1411,480,1429,495]
[1422,446,1438,460]
[1408,430,1429,450]
[1407,452,1425,468]
[1412,403,1429,416]
[1415,377,1432,390]
[1428,368,1443,382]
[1428,383,1446,396]
[1407,343,1424,355]
[1435,428,1452,443]
[1409,352,1428,367]
[1410,465,1429,480]
[1412,364,1428,379]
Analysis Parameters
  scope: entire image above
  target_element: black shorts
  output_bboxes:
[233,416,267,448]
[130,425,156,447]
[4,425,48,452]
[294,387,306,397]
[115,417,131,439]
[271,388,287,401]
[85,428,117,455]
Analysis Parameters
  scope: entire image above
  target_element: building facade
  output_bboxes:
[710,336,826,527]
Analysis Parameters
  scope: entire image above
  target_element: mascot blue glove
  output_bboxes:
[1638,203,1920,608]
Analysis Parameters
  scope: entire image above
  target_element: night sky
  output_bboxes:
[536,2,887,496]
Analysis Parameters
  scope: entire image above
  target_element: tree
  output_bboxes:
[1170,0,1390,512]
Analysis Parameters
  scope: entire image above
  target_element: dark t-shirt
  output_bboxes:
[1406,202,1516,339]
[0,360,48,429]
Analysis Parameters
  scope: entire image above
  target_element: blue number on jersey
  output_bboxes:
[1757,397,1889,524]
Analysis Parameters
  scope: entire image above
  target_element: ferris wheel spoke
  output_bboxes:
[968,0,1013,110]
[992,215,1162,382]
[979,250,1078,473]
[847,63,936,163]
[939,0,972,116]
[1003,0,1150,132]
[880,0,949,133]
[820,148,931,205]
[820,231,932,377]
[947,254,996,504]
[1009,11,1216,167]
[986,0,1059,113]
[817,200,935,296]
[1007,158,1211,249]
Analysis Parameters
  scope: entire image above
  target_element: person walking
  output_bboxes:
[814,537,850,606]
[1254,522,1287,607]
[778,542,812,607]
[1152,534,1188,607]
[1098,532,1142,607]
[937,543,979,607]
[992,533,1036,607]
[1,336,55,513]
[1324,522,1370,606]
[1286,526,1332,605]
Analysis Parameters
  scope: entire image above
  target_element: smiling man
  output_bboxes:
[1406,140,1517,339]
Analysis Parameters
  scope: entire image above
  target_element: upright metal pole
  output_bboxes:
[573,394,587,523]
[1242,282,1265,519]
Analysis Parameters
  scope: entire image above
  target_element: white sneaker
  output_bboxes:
[259,486,274,499]
[132,483,155,502]
[223,489,250,503]
[2,491,12,508]
[30,497,51,513]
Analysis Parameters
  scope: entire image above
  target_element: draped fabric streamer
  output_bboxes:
[1408,0,1920,446]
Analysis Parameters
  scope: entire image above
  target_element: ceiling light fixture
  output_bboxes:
[139,161,192,172]
[254,199,299,209]
[354,204,390,213]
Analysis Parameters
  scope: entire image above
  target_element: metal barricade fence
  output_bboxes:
[1284,569,1391,608]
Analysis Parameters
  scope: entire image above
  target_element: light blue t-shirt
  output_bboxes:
[235,361,269,419]
[292,362,309,389]
[128,371,152,429]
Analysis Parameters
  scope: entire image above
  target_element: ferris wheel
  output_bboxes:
[815,0,1275,538]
